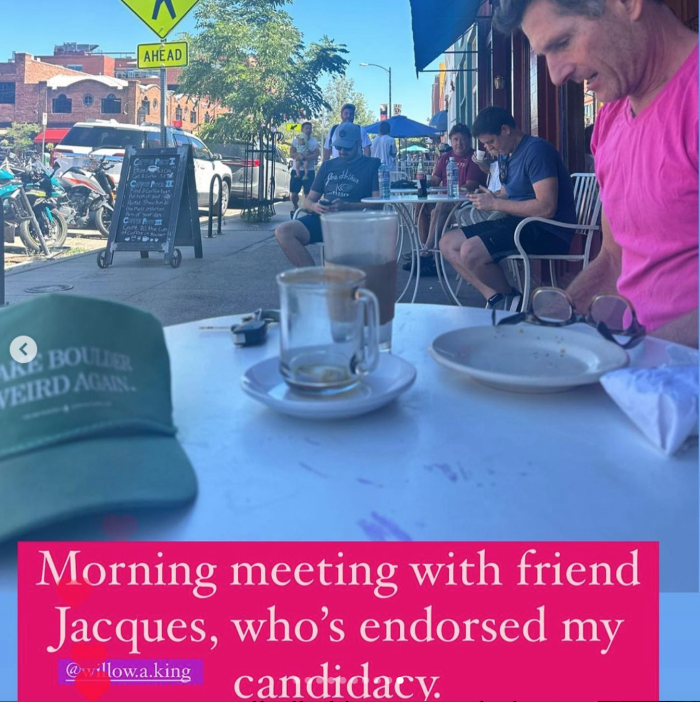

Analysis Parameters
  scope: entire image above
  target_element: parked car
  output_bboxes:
[51,120,232,214]
[212,140,291,202]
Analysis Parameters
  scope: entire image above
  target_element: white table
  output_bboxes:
[362,194,473,303]
[1,305,693,585]
[0,305,696,695]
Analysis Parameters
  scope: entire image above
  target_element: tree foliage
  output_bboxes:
[179,0,349,142]
[6,123,40,155]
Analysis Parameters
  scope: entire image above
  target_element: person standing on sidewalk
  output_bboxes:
[371,120,397,172]
[323,104,372,161]
[289,122,320,216]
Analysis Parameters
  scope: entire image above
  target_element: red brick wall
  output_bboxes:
[16,53,85,83]
[169,94,225,133]
[139,84,163,125]
[46,78,134,127]
[38,54,116,77]
[0,53,91,126]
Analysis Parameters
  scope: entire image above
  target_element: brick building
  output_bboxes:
[0,45,226,138]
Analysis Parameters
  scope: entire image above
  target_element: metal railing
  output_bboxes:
[207,173,223,238]
[241,128,277,223]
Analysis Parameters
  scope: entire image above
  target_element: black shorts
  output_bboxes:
[290,169,315,195]
[461,215,572,261]
[297,213,324,244]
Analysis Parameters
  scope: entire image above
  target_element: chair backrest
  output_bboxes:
[571,172,602,228]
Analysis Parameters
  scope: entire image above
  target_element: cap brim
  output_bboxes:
[0,434,197,542]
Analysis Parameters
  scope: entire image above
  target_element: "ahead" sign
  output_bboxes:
[137,41,189,69]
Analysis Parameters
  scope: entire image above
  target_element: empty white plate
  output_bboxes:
[241,354,417,419]
[429,325,629,393]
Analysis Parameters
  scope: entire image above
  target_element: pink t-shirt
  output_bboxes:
[591,44,698,332]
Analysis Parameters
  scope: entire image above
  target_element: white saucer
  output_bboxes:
[241,354,417,419]
[429,325,629,393]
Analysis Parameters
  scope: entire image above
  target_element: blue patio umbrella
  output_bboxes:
[429,110,448,133]
[364,115,439,138]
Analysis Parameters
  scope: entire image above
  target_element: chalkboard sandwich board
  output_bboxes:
[97,145,203,269]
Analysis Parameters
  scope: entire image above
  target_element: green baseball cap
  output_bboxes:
[0,294,197,541]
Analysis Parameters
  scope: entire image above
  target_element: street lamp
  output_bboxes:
[359,63,392,119]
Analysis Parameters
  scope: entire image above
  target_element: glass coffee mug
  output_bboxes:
[277,266,381,394]
[321,212,398,352]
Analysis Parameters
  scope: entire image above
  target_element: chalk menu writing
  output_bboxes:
[116,154,180,246]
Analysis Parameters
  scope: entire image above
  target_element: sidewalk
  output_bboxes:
[3,203,484,326]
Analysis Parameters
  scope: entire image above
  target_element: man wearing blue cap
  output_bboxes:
[275,123,380,267]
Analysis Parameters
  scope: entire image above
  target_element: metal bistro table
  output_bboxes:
[362,193,472,303]
[0,305,696,695]
[173,305,698,592]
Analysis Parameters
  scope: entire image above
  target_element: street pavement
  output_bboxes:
[2,202,486,326]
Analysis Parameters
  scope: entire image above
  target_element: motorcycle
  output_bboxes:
[1,161,67,254]
[57,156,115,237]
[18,162,68,253]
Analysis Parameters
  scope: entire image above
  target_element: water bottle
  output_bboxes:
[379,162,391,200]
[447,157,459,198]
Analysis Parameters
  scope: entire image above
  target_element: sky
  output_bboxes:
[0,0,442,124]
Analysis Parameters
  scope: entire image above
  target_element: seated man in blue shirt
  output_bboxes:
[275,123,380,267]
[439,107,577,310]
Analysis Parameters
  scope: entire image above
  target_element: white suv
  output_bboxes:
[52,120,233,214]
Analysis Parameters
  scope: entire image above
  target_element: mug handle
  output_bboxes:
[353,287,380,375]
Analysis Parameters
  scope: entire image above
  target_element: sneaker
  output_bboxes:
[402,255,438,277]
[487,289,522,311]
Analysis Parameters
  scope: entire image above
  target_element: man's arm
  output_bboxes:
[468,177,558,219]
[305,188,332,214]
[306,146,320,162]
[473,157,490,175]
[363,145,371,157]
[651,310,699,348]
[566,211,622,310]
[322,133,332,162]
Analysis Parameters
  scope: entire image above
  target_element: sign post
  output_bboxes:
[0,197,5,307]
[41,112,47,163]
[110,0,202,267]
[160,45,167,146]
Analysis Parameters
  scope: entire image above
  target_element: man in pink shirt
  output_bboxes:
[495,0,698,347]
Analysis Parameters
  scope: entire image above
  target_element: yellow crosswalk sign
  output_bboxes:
[119,0,200,39]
